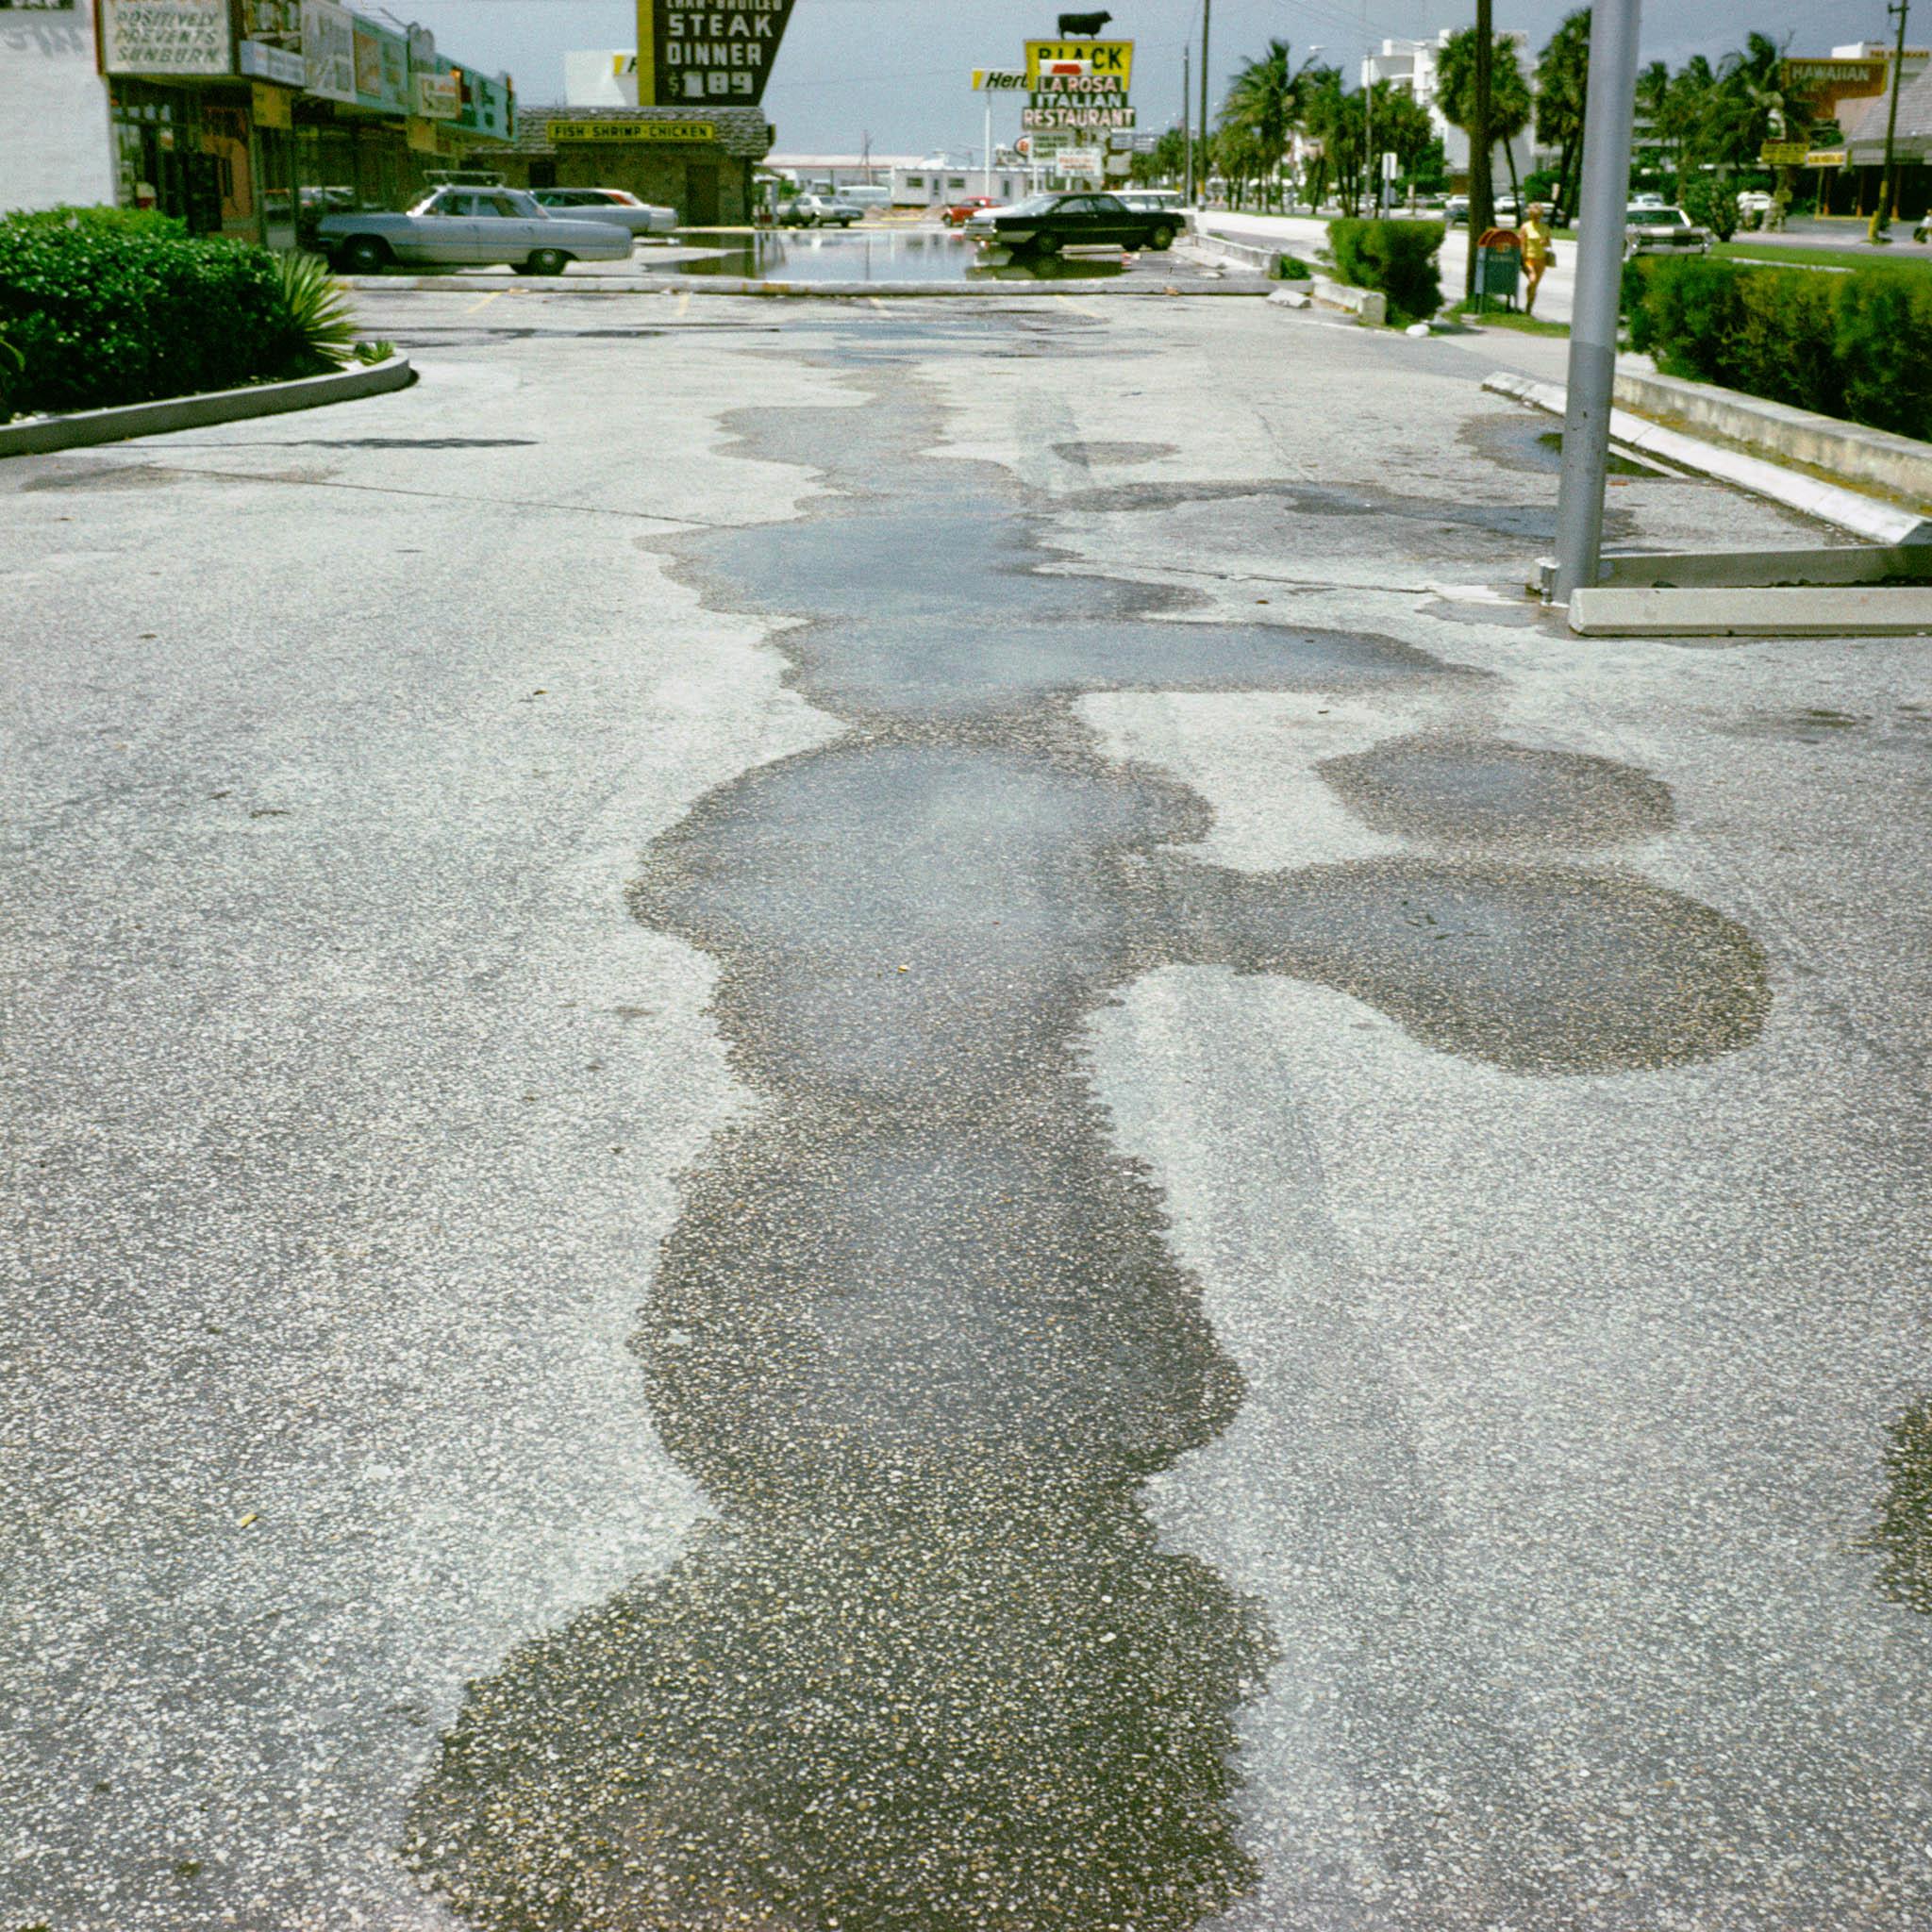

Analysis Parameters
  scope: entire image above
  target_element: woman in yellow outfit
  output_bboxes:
[1520,203,1553,315]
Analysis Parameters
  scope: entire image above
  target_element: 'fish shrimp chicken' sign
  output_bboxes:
[636,0,798,105]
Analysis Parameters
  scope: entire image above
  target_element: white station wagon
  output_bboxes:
[318,186,634,275]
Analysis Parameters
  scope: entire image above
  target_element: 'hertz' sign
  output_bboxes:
[636,0,797,105]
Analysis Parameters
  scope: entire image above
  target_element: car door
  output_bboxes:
[410,190,479,264]
[1086,193,1138,247]
[475,191,543,262]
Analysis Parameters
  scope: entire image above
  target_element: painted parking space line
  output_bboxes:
[464,290,506,314]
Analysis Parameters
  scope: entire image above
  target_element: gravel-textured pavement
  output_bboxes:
[3,284,1928,1932]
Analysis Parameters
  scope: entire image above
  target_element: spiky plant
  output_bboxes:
[275,250,358,371]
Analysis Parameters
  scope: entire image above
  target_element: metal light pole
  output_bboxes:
[1873,0,1911,240]
[1552,0,1643,601]
[1199,0,1212,203]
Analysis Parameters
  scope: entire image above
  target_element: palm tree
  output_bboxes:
[1439,28,1531,215]
[1222,39,1317,210]
[1537,12,1592,216]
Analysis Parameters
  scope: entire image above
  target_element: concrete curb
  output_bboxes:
[1482,369,1931,545]
[340,274,1266,298]
[1570,585,1932,636]
[0,355,415,458]
[1613,367,1932,506]
[1186,223,1389,325]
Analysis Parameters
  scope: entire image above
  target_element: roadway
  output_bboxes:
[3,272,1929,1931]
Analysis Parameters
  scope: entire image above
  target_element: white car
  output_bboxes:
[318,186,633,275]
[529,187,678,237]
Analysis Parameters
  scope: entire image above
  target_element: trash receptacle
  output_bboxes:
[1474,227,1523,311]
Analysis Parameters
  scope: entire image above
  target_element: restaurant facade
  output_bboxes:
[0,0,516,246]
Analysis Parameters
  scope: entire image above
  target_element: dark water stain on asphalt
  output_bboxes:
[406,357,1771,1929]
[1457,413,1653,479]
[1320,734,1676,850]
[1052,440,1181,466]
[1863,1401,1932,1613]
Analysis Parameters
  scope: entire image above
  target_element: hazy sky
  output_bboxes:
[402,0,1891,155]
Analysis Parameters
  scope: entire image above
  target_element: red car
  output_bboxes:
[942,196,1000,227]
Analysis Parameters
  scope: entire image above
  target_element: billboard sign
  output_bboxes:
[238,39,306,84]
[353,18,411,112]
[100,0,231,75]
[1024,39,1132,90]
[301,0,357,102]
[636,0,799,105]
[413,67,460,117]
[972,69,1028,90]
[546,118,718,140]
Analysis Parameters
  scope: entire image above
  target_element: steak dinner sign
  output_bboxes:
[636,0,797,105]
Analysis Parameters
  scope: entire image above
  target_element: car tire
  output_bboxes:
[340,237,389,275]
[1032,235,1063,257]
[1150,225,1175,250]
[527,249,570,275]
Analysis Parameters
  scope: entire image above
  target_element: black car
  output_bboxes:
[964,192,1179,257]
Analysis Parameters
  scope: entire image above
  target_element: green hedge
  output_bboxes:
[1624,254,1932,441]
[1325,218,1445,325]
[0,210,320,420]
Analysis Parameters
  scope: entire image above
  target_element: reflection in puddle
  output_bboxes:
[651,228,1125,284]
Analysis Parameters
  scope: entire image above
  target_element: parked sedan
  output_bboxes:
[964,192,1179,257]
[780,194,863,228]
[529,187,678,237]
[318,186,633,275]
[942,196,999,226]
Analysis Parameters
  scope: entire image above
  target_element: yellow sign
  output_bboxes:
[407,115,439,154]
[251,81,291,128]
[1759,140,1811,165]
[546,118,717,142]
[1804,148,1848,167]
[1024,39,1133,90]
[972,69,1027,91]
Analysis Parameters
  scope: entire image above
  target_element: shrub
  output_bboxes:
[1272,252,1311,281]
[0,217,325,418]
[1624,254,1932,442]
[1325,218,1445,325]
[3,203,186,239]
[1680,176,1740,242]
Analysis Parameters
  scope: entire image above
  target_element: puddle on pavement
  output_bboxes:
[1459,412,1653,478]
[1864,1400,1932,1613]
[405,356,1771,1931]
[652,227,1127,284]
[1321,734,1676,849]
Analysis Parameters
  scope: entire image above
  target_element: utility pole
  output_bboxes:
[1363,53,1375,215]
[1183,42,1193,200]
[1199,0,1212,204]
[1464,0,1494,296]
[1872,0,1911,241]
[1551,0,1643,601]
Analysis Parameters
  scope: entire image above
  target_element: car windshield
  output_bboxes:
[1629,207,1688,225]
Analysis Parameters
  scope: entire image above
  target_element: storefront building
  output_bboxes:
[0,0,516,243]
[496,105,774,227]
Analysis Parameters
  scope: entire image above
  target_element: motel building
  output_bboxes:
[0,0,515,245]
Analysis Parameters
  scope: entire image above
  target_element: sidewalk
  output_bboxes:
[1193,208,1577,325]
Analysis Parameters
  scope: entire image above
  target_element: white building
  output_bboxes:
[1,1,116,213]
[1362,29,1535,185]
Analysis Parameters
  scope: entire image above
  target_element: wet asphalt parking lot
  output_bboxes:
[3,282,1930,1931]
